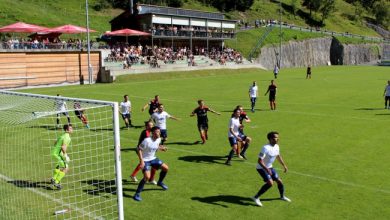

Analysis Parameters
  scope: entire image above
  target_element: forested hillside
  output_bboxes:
[0,0,388,37]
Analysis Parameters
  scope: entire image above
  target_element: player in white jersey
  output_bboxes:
[54,94,71,128]
[249,81,258,112]
[119,95,132,128]
[251,131,291,207]
[151,104,180,144]
[225,108,242,166]
[383,80,390,109]
[133,126,169,202]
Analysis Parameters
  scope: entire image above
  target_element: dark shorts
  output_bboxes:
[238,132,247,141]
[160,129,167,139]
[143,158,163,171]
[385,96,390,102]
[269,95,276,102]
[197,123,208,131]
[250,97,257,103]
[121,113,130,120]
[75,110,83,119]
[228,137,238,146]
[257,168,279,182]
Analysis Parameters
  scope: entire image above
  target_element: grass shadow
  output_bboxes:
[354,108,385,111]
[81,179,117,197]
[165,141,201,146]
[177,155,227,164]
[119,147,137,152]
[27,125,60,131]
[90,128,114,132]
[191,195,256,207]
[7,180,54,190]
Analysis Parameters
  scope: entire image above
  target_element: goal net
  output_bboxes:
[0,91,123,220]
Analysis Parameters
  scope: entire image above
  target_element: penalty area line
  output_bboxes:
[0,173,103,220]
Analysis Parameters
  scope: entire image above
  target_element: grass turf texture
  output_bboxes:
[3,66,390,219]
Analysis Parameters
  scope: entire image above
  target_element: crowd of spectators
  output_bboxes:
[0,37,105,50]
[105,43,244,69]
[150,25,235,39]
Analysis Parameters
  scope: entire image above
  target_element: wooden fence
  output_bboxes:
[0,51,101,88]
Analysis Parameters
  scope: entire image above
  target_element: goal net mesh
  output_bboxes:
[0,90,122,219]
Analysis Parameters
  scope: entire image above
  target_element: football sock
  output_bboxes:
[158,170,167,183]
[131,164,142,177]
[136,179,146,194]
[56,170,66,184]
[82,116,88,124]
[67,117,71,124]
[241,143,249,155]
[227,150,234,160]
[255,183,272,198]
[52,169,60,183]
[278,183,285,197]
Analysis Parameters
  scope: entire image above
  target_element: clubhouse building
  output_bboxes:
[110,4,237,51]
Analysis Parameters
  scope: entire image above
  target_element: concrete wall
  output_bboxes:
[256,37,382,69]
[0,51,101,88]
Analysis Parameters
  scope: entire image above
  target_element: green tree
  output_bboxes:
[303,0,322,17]
[373,0,390,29]
[291,0,300,17]
[319,0,336,24]
[353,1,364,22]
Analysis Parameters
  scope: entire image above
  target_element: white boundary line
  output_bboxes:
[124,138,390,194]
[0,173,103,220]
[166,146,390,194]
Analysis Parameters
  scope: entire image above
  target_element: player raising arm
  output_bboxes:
[190,100,220,144]
[151,104,180,145]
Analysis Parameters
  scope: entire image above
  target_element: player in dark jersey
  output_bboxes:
[190,100,220,144]
[264,80,277,110]
[142,95,160,115]
[234,105,252,159]
[74,102,90,128]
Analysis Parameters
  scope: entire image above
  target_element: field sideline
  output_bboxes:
[4,66,390,219]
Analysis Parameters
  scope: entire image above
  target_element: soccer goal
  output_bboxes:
[0,91,124,220]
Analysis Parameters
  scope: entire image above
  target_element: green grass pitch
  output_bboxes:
[3,65,390,219]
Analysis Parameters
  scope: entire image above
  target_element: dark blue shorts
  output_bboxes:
[144,158,163,171]
[228,137,238,146]
[238,131,247,140]
[250,97,257,103]
[160,129,167,139]
[257,168,279,182]
[121,113,130,120]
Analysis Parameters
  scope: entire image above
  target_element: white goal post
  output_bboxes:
[0,90,123,220]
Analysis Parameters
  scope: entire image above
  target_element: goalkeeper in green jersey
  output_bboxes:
[51,124,73,190]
